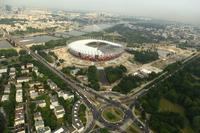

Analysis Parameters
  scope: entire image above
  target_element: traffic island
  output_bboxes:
[102,107,124,123]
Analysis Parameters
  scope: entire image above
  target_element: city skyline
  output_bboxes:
[4,0,200,25]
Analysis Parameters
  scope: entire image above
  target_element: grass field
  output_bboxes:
[159,98,185,115]
[181,127,195,133]
[126,124,142,133]
[102,107,124,123]
[159,98,195,133]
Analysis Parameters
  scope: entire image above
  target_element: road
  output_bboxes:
[120,52,200,104]
[24,84,32,133]
[10,34,199,133]
[12,38,148,132]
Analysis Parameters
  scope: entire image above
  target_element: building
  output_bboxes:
[47,79,58,90]
[70,69,80,76]
[33,67,39,75]
[35,119,44,131]
[14,124,25,133]
[9,67,16,77]
[26,63,34,68]
[10,67,16,73]
[50,95,59,109]
[37,127,51,133]
[72,101,84,132]
[21,65,26,70]
[14,105,25,126]
[16,83,22,89]
[17,77,31,83]
[1,94,9,102]
[36,100,46,108]
[17,35,59,46]
[34,112,44,131]
[16,89,23,103]
[57,90,74,100]
[4,84,10,94]
[54,105,65,119]
[34,112,43,121]
[68,39,124,61]
[21,69,30,74]
[30,90,39,99]
[0,67,7,74]
[53,126,69,133]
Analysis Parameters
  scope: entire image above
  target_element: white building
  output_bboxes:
[0,68,7,74]
[21,69,30,74]
[16,89,23,103]
[34,112,43,121]
[4,85,10,94]
[26,63,34,68]
[17,77,31,83]
[35,120,44,131]
[15,83,22,89]
[57,90,74,100]
[54,105,65,119]
[47,79,58,90]
[53,127,68,133]
[30,90,39,99]
[37,127,51,133]
[36,100,46,108]
[1,94,9,102]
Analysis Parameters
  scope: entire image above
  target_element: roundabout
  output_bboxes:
[101,106,125,123]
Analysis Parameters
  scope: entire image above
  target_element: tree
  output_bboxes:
[193,116,200,132]
[0,49,18,58]
[19,49,27,55]
[0,113,6,133]
[87,66,100,91]
[105,65,127,83]
[134,50,159,64]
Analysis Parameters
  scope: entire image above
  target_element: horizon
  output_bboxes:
[4,0,200,25]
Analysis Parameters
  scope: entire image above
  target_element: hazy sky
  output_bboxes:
[5,0,200,24]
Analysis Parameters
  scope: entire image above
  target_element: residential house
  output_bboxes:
[0,67,7,74]
[1,94,9,102]
[57,90,74,100]
[37,127,51,133]
[50,95,59,109]
[54,105,65,119]
[14,105,25,126]
[16,89,23,103]
[17,77,31,83]
[36,100,46,108]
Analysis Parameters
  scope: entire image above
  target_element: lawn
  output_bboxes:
[181,127,195,133]
[159,98,185,116]
[126,124,142,133]
[102,107,124,123]
[159,98,195,133]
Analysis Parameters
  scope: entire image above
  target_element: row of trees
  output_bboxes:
[140,57,200,133]
[87,66,100,91]
[113,75,143,94]
[0,84,16,132]
[38,51,54,63]
[0,49,18,58]
[31,38,68,51]
[113,72,157,94]
[132,50,159,64]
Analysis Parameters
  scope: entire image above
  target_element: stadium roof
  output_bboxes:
[68,39,123,56]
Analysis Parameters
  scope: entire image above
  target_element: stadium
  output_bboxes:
[67,39,124,61]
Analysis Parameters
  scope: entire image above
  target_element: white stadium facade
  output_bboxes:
[67,39,124,61]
